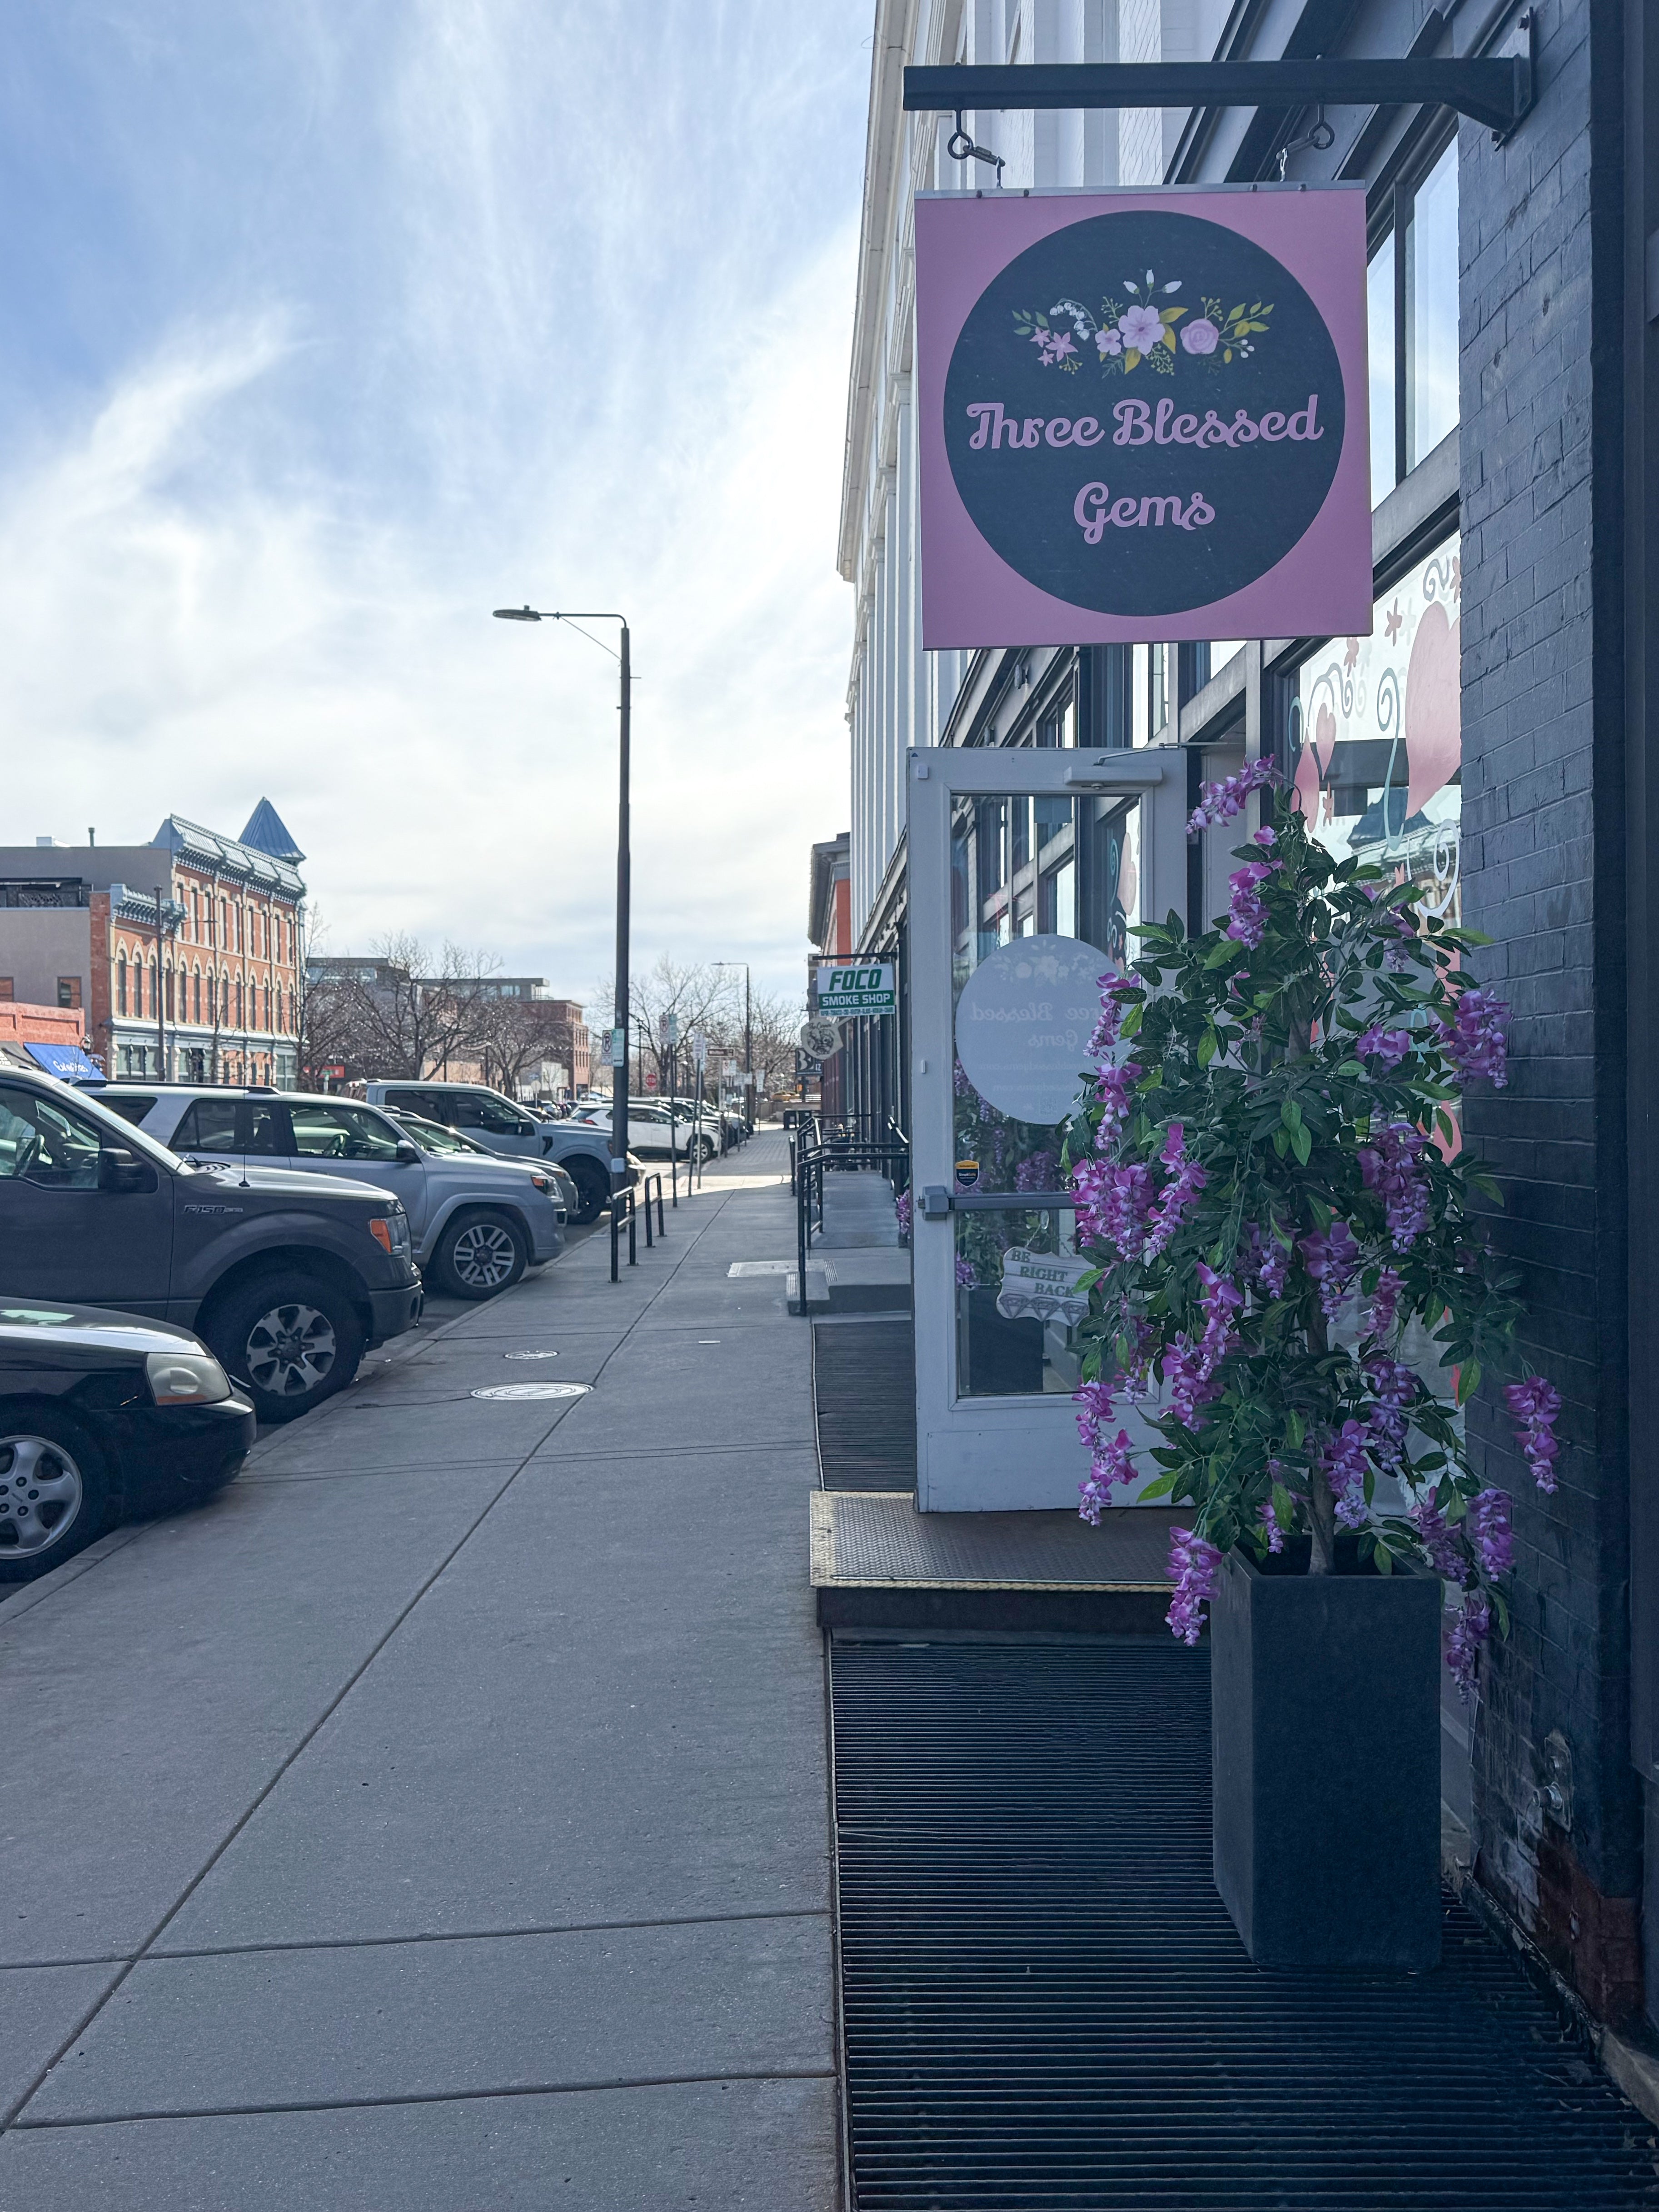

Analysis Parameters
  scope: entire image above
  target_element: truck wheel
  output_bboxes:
[205,1273,365,1425]
[0,1410,121,1583]
[566,1161,610,1226]
[433,1210,527,1300]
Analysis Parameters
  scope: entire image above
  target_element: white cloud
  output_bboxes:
[0,2,867,1013]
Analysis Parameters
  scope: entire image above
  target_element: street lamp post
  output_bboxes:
[494,605,632,1200]
[713,961,752,1130]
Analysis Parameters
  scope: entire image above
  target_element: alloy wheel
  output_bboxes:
[451,1222,519,1291]
[0,1436,84,1557]
[245,1302,338,1399]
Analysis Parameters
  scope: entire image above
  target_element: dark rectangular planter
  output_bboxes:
[1210,1543,1442,1969]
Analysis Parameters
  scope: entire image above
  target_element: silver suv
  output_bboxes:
[95,1087,564,1301]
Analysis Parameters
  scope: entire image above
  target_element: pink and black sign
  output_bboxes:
[916,188,1372,648]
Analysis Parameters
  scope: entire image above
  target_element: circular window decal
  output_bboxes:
[954,936,1107,1129]
[943,209,1345,617]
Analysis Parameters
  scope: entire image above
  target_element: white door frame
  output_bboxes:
[907,741,1186,1512]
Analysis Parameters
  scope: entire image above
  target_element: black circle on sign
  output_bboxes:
[943,209,1346,616]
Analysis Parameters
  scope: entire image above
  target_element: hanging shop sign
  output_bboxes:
[915,186,1371,648]
[817,959,897,1016]
[800,1017,843,1060]
[954,935,1105,1128]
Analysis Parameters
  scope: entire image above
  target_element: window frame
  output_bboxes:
[1369,118,1459,495]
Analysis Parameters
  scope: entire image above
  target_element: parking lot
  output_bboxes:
[0,1130,838,2211]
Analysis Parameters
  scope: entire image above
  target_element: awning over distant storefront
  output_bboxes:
[25,1042,104,1082]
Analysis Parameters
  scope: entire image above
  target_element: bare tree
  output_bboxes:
[594,958,737,1096]
[470,995,574,1097]
[341,936,500,1079]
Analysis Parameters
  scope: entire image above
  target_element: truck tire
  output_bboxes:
[565,1160,610,1226]
[0,1409,122,1583]
[204,1272,366,1425]
[432,1210,528,1300]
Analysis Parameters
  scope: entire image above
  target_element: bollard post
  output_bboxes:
[655,1176,665,1238]
[643,1181,654,1248]
[628,1190,638,1266]
[611,1197,620,1283]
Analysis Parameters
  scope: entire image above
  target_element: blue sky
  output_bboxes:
[0,2,871,1009]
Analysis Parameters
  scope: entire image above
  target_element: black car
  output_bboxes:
[0,1067,423,1424]
[0,1303,256,1584]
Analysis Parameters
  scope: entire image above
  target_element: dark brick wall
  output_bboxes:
[1459,0,1641,2023]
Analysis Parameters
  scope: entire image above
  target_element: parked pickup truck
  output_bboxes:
[0,1068,423,1424]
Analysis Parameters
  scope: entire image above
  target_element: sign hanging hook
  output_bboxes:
[1275,106,1336,180]
[947,109,1006,187]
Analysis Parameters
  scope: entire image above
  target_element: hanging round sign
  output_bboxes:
[953,935,1106,1129]
[800,1018,842,1060]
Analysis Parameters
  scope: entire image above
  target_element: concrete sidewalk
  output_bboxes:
[0,1132,838,2209]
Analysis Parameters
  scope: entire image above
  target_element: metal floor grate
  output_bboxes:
[815,1318,917,1490]
[831,1640,1659,2210]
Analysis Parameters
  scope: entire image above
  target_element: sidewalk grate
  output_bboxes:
[814,1318,917,1490]
[831,1639,1659,2210]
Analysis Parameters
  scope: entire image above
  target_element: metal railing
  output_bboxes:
[794,1129,909,1318]
[608,1172,667,1281]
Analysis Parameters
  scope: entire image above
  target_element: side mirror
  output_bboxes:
[100,1145,157,1195]
[395,1140,421,1166]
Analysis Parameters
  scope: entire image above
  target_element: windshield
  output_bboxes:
[397,1114,489,1156]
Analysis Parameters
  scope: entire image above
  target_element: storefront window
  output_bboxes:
[1369,137,1459,493]
[949,794,1140,1396]
[1291,536,1461,919]
[1406,141,1460,469]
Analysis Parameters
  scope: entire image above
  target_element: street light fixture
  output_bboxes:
[492,604,633,1196]
[713,961,752,1128]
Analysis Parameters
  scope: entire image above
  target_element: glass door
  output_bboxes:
[907,742,1186,1511]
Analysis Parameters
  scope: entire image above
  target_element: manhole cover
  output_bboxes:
[503,1350,560,1360]
[470,1382,591,1401]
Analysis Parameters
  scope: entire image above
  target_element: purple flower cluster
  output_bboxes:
[1321,1418,1372,1529]
[1467,1487,1515,1579]
[1225,858,1283,949]
[1071,1156,1155,1259]
[894,1188,912,1237]
[1245,1221,1290,1299]
[1411,1497,1464,1581]
[1015,1148,1059,1192]
[1186,755,1277,837]
[1166,1528,1223,1645]
[1145,1123,1209,1255]
[1087,973,1139,1060]
[1355,1026,1412,1069]
[1093,1056,1144,1139]
[1078,1427,1137,1523]
[1363,1354,1417,1479]
[1367,1265,1404,1339]
[1299,1218,1361,1321]
[1261,1495,1287,1554]
[1359,1120,1432,1251]
[1504,1375,1562,1493]
[954,1256,976,1289]
[1443,986,1509,1089]
[1161,1265,1241,1430]
[1446,1589,1492,1700]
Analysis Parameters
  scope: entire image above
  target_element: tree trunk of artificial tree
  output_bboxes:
[1305,1303,1335,1574]
[1308,1471,1337,1575]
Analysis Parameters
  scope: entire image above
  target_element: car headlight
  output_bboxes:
[369,1213,412,1257]
[529,1173,553,1192]
[146,1350,234,1407]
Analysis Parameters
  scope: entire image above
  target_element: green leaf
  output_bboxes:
[1204,939,1238,969]
[1455,1360,1482,1405]
[1435,1109,1458,1146]
[1120,1004,1144,1039]
[1290,1121,1312,1166]
[1197,1027,1219,1066]
[1280,1099,1303,1131]
[1374,1543,1394,1575]
[1135,1470,1180,1502]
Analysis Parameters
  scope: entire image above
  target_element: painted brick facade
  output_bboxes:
[1458,0,1643,2023]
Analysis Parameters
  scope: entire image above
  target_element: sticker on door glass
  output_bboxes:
[996,1246,1092,1328]
[954,934,1106,1127]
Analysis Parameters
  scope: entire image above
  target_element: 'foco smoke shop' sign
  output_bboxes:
[915,188,1371,646]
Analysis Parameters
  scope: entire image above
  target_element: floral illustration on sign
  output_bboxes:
[1015,272,1274,377]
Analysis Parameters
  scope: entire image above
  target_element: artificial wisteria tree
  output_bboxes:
[1068,763,1560,1693]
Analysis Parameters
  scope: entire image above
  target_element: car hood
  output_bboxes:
[184,1162,400,1209]
[421,1158,558,1197]
[0,1301,208,1359]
